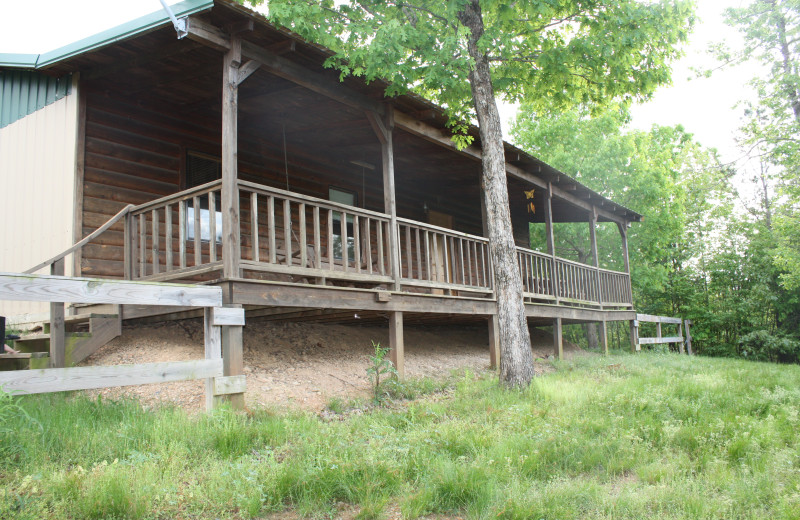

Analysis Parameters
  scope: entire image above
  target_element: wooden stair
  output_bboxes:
[1,314,121,370]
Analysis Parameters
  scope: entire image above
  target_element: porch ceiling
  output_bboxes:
[43,0,638,229]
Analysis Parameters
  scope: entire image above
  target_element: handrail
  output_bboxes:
[130,179,222,214]
[25,204,135,274]
[238,180,391,221]
[397,217,489,242]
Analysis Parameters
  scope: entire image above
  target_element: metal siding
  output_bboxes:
[0,77,79,319]
[0,71,71,129]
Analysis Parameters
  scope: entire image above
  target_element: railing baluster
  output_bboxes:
[193,196,201,267]
[353,214,360,273]
[432,232,440,282]
[459,239,465,285]
[283,199,292,267]
[178,200,186,270]
[405,225,412,279]
[267,196,276,264]
[313,206,321,269]
[377,220,384,275]
[251,192,259,263]
[364,217,372,274]
[130,213,138,279]
[472,241,479,288]
[415,228,422,282]
[328,209,334,271]
[208,192,216,263]
[139,213,146,276]
[300,203,307,268]
[165,204,173,272]
[425,231,431,281]
[151,209,159,275]
[341,211,349,271]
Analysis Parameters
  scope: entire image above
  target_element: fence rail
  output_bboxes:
[632,314,693,354]
[0,272,245,409]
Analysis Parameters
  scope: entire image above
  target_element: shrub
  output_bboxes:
[739,330,800,363]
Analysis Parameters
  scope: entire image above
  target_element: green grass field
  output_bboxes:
[1,353,799,519]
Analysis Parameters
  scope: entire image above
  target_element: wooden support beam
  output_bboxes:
[222,37,242,279]
[236,60,261,85]
[221,310,245,409]
[389,311,404,379]
[553,317,563,360]
[684,320,693,355]
[544,183,560,304]
[368,107,401,290]
[50,259,65,368]
[630,319,639,352]
[599,320,608,355]
[488,315,500,369]
[186,17,231,52]
[590,207,602,307]
[204,307,223,410]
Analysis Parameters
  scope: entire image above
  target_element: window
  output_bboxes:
[185,152,222,243]
[329,187,356,260]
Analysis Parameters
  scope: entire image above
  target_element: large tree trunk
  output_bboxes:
[458,0,535,387]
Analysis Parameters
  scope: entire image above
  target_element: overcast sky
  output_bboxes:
[1,0,759,171]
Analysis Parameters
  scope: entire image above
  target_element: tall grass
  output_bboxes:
[1,354,799,519]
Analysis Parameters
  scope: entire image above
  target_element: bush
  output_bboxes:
[739,330,800,363]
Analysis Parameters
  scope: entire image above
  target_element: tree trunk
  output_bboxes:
[458,0,535,387]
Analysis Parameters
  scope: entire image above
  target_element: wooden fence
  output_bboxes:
[631,314,693,354]
[0,272,245,410]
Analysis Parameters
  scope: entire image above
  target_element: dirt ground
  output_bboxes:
[83,317,583,413]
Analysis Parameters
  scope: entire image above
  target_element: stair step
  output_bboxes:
[0,352,49,359]
[16,332,92,342]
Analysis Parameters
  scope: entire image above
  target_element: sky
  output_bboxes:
[0,0,759,172]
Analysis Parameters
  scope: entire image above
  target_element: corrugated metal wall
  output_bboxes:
[0,70,72,129]
[0,75,79,320]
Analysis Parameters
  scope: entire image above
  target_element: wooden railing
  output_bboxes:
[120,180,631,307]
[238,181,394,285]
[397,218,492,293]
[517,247,632,307]
[126,180,223,282]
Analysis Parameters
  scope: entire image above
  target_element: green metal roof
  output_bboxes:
[0,70,72,129]
[0,0,214,70]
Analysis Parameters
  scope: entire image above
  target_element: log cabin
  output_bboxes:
[0,0,641,379]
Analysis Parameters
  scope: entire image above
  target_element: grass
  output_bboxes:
[1,353,800,519]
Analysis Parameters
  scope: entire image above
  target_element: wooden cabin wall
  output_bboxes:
[81,89,487,279]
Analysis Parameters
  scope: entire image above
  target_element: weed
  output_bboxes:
[366,341,396,403]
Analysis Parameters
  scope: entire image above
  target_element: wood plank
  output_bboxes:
[636,314,682,324]
[193,196,202,267]
[269,196,277,264]
[389,311,404,379]
[165,204,173,272]
[213,375,247,395]
[283,199,292,267]
[50,259,65,368]
[0,272,223,307]
[300,204,308,268]
[639,336,683,345]
[222,37,242,280]
[313,206,321,268]
[251,192,260,262]
[0,359,223,395]
[211,306,246,326]
[209,191,217,262]
[179,200,187,269]
[204,307,222,410]
[152,208,160,275]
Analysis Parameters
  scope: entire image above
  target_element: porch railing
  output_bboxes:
[122,180,632,306]
[397,218,492,294]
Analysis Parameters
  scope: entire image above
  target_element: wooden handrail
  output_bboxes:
[25,204,135,274]
[397,217,489,243]
[130,179,222,214]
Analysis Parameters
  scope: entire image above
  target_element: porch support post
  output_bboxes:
[545,183,560,303]
[617,221,632,305]
[49,258,65,368]
[389,311,404,378]
[553,317,563,360]
[368,106,401,290]
[630,319,640,352]
[221,314,245,409]
[222,36,242,279]
[590,207,602,307]
[599,319,608,355]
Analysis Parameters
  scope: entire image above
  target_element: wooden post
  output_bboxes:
[204,307,222,410]
[590,207,602,306]
[221,309,245,409]
[553,317,563,360]
[49,259,66,368]
[545,183,560,303]
[599,320,608,355]
[617,222,632,304]
[222,36,242,279]
[629,319,639,352]
[678,320,685,354]
[368,106,401,291]
[389,311,404,379]
[684,319,693,355]
[656,321,662,342]
[488,315,500,369]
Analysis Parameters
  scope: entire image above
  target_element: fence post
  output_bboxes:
[221,305,246,409]
[684,319,693,355]
[204,307,222,411]
[678,320,685,354]
[629,319,639,353]
[49,259,66,368]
